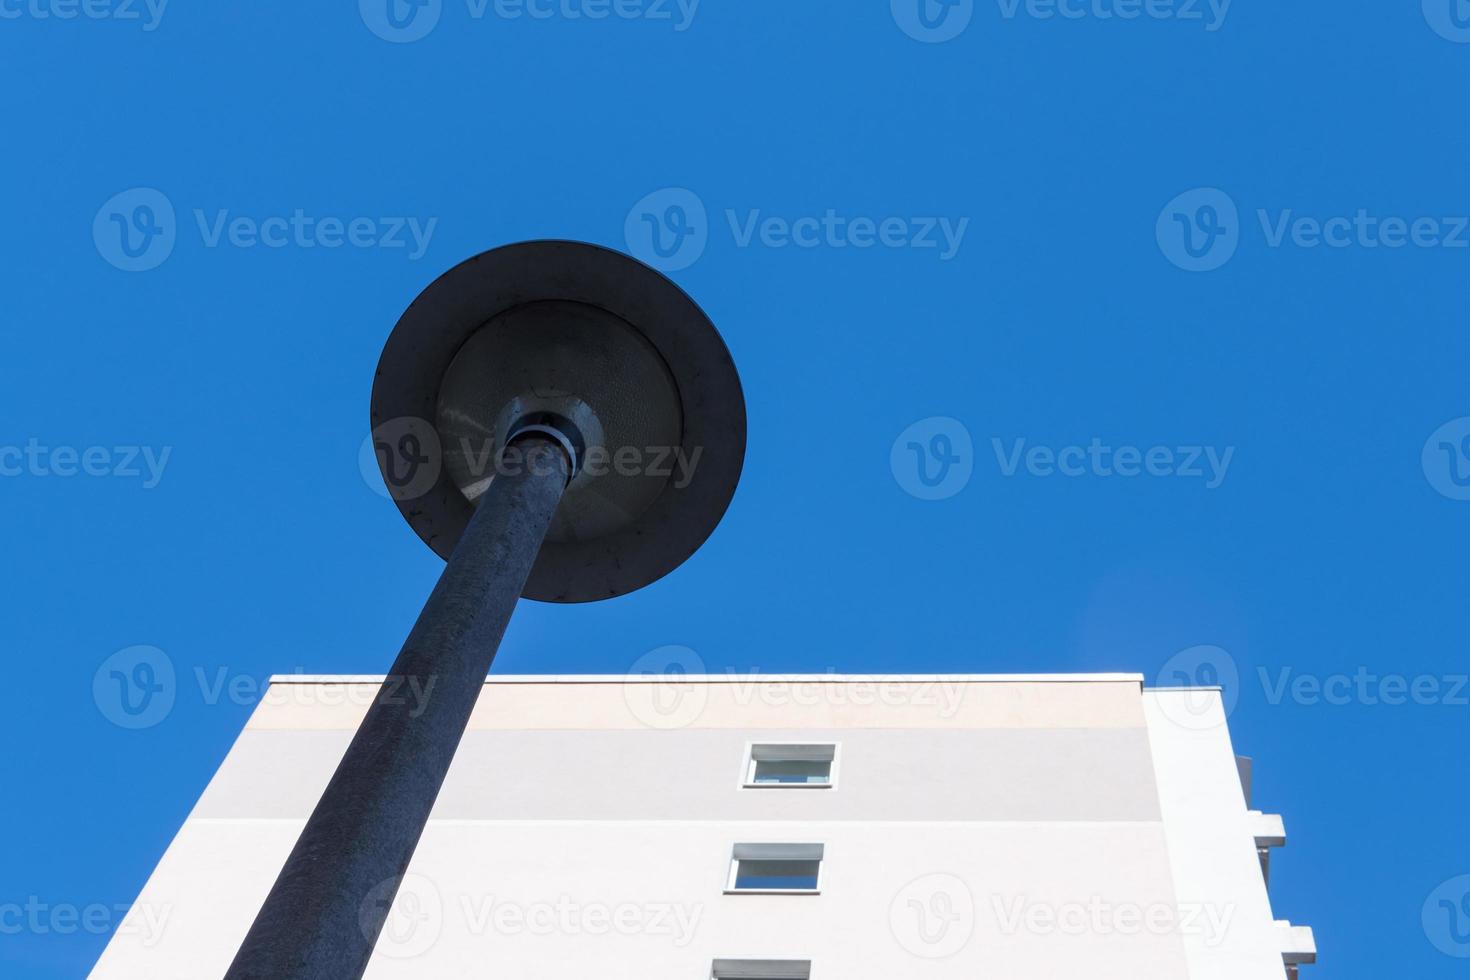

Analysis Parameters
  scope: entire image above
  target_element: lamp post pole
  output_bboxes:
[224,434,571,980]
[221,240,745,979]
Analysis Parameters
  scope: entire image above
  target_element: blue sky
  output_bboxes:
[3,1,1470,976]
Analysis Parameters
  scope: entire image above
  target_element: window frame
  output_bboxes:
[710,959,812,980]
[739,742,840,791]
[724,842,825,895]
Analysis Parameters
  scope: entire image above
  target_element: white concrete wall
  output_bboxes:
[1144,689,1298,979]
[89,675,1302,980]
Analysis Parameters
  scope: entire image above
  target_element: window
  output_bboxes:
[711,960,811,980]
[743,744,837,788]
[726,843,824,893]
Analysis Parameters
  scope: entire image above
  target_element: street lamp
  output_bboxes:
[224,240,746,979]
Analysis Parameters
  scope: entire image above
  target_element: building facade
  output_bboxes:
[90,673,1315,979]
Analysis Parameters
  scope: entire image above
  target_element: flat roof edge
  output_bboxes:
[266,672,1149,686]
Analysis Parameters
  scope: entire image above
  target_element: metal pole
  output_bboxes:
[224,434,571,980]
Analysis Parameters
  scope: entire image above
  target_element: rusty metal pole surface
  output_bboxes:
[224,435,571,980]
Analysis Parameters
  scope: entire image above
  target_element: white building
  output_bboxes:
[90,673,1315,979]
